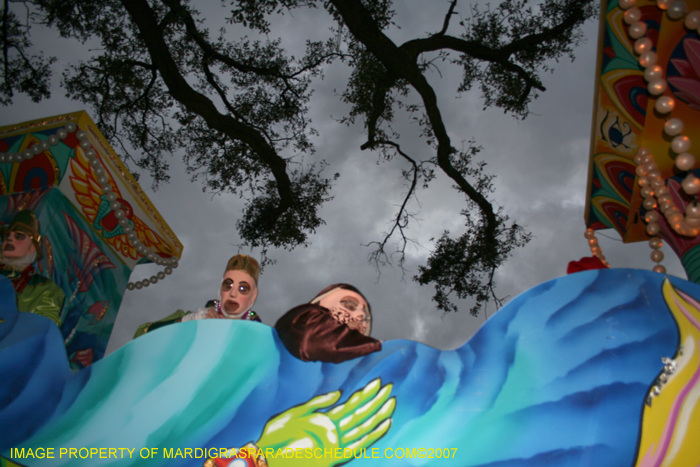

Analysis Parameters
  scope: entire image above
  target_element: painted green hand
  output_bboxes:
[257,378,395,467]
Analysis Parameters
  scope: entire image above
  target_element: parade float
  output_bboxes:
[0,111,182,368]
[587,0,700,278]
[0,266,697,467]
[2,0,700,464]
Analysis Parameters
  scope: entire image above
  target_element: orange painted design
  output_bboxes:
[68,148,172,261]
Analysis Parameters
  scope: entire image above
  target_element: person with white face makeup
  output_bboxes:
[275,283,381,363]
[0,210,64,326]
[134,255,261,338]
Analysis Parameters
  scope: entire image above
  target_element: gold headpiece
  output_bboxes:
[4,209,43,260]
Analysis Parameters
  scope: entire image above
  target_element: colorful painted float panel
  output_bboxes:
[1,268,699,466]
[0,112,182,367]
[586,0,700,244]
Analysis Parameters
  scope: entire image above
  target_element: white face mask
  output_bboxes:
[2,231,36,260]
[316,288,371,335]
[218,270,258,318]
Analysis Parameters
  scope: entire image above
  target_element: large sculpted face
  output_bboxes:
[318,289,371,335]
[2,231,36,259]
[219,270,258,317]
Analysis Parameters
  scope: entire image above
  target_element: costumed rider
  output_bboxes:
[275,283,381,364]
[0,209,65,326]
[134,254,261,338]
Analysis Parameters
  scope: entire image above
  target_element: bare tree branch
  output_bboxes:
[329,0,499,240]
[121,0,295,222]
[433,0,458,37]
[362,139,420,273]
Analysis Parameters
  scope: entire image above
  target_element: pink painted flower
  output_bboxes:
[668,38,700,111]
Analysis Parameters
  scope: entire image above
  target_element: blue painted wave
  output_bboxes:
[0,269,687,466]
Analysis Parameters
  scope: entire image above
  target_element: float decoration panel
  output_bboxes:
[0,111,182,267]
[0,190,131,368]
[1,268,699,466]
[586,0,700,243]
[0,112,183,368]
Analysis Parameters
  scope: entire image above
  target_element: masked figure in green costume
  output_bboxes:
[0,210,64,326]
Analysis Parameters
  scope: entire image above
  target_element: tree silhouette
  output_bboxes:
[1,0,597,315]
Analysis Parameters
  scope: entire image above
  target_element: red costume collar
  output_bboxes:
[0,263,35,294]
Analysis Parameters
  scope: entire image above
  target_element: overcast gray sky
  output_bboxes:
[0,1,687,355]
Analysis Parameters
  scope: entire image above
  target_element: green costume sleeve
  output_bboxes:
[17,278,65,327]
[133,310,191,339]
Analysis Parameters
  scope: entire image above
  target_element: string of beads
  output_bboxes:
[589,0,700,272]
[0,122,178,289]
